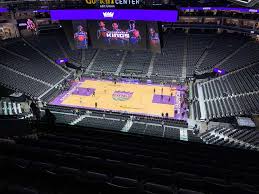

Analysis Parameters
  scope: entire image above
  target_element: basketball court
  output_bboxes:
[50,78,188,120]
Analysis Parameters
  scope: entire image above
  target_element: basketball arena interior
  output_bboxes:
[0,0,259,193]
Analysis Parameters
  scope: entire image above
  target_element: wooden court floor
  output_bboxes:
[61,79,177,117]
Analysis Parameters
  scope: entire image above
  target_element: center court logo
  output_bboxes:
[112,91,133,101]
[103,12,114,18]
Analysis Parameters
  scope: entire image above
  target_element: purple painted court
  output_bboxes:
[152,95,176,105]
[72,88,95,96]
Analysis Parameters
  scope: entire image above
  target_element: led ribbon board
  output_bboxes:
[213,68,226,75]
[180,7,259,13]
[50,9,178,22]
[0,8,8,12]
[55,58,69,64]
[33,10,50,13]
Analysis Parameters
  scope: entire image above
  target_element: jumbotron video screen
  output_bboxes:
[73,21,89,49]
[88,20,146,50]
[70,20,161,52]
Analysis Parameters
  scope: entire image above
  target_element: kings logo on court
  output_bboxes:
[112,91,133,101]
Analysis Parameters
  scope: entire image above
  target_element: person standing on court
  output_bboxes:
[161,87,163,99]
[80,97,82,105]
